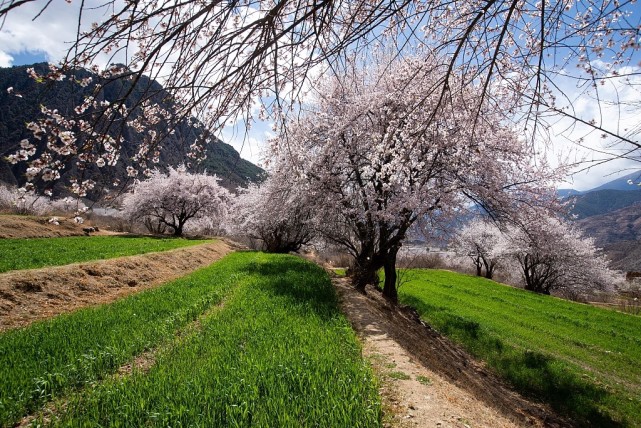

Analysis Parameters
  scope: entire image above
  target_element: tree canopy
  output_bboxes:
[1,0,639,188]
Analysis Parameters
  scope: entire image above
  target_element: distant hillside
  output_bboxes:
[590,171,641,192]
[557,188,581,198]
[567,189,641,219]
[578,203,641,246]
[0,63,263,196]
[577,203,641,271]
[602,240,641,272]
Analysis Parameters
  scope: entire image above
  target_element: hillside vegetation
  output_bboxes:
[0,63,263,192]
[0,252,380,427]
[398,269,641,427]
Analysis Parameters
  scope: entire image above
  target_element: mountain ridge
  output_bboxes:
[0,63,264,197]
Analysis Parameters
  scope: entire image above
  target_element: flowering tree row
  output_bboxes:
[0,183,88,221]
[453,217,620,295]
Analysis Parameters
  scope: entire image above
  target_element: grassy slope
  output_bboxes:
[0,236,212,273]
[398,269,641,427]
[1,253,380,427]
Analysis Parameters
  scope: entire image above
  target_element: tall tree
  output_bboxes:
[271,56,559,302]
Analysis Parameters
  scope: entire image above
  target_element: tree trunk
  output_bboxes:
[173,221,184,237]
[351,253,378,293]
[483,258,495,279]
[382,251,398,304]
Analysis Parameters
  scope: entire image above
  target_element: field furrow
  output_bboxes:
[2,253,381,428]
[0,255,240,426]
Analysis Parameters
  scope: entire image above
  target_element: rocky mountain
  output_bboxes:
[590,171,641,192]
[559,171,641,197]
[577,203,641,271]
[568,189,641,219]
[558,172,641,220]
[578,203,641,246]
[0,63,263,197]
[602,240,641,272]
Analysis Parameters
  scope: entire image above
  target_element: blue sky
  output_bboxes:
[8,51,47,65]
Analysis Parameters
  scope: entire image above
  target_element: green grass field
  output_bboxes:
[0,236,212,273]
[397,269,641,427]
[0,253,380,427]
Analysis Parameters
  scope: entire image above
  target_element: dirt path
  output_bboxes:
[0,240,237,331]
[333,277,573,428]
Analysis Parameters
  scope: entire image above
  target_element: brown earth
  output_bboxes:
[0,240,235,331]
[0,214,118,239]
[332,277,574,428]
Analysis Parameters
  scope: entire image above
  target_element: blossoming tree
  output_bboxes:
[229,171,315,253]
[503,215,620,295]
[454,214,620,296]
[120,167,230,237]
[452,219,506,279]
[270,56,560,302]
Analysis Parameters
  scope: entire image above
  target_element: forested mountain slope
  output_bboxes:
[0,63,263,196]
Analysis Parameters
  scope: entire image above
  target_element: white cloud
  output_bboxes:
[543,68,641,191]
[0,0,129,67]
[0,51,13,67]
[0,2,77,63]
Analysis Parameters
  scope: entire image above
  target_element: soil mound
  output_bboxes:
[0,215,111,239]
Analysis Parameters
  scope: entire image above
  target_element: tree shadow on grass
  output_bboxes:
[401,295,626,428]
[236,253,341,321]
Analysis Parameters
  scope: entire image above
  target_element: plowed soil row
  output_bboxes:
[0,215,109,239]
[0,240,235,331]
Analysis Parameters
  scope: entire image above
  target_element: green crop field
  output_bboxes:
[0,252,380,427]
[0,236,212,273]
[397,269,641,427]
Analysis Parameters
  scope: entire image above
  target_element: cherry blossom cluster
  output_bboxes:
[228,170,314,252]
